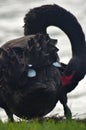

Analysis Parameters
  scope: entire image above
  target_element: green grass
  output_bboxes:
[0,119,86,130]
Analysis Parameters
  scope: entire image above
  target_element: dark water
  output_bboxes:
[0,0,86,121]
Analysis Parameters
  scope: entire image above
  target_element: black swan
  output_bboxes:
[0,33,71,121]
[24,4,86,93]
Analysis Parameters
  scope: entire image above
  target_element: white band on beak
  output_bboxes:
[28,64,33,67]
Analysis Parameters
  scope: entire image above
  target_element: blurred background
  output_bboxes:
[0,0,86,121]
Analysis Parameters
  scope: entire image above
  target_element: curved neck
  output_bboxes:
[24,4,86,56]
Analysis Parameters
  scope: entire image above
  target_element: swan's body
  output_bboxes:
[0,34,69,121]
[0,4,85,121]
